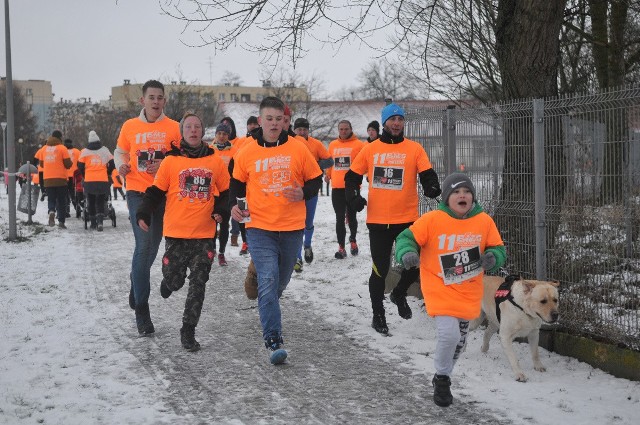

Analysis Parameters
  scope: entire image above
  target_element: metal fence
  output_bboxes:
[404,86,640,351]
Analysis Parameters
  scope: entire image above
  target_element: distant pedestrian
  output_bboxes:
[230,96,322,365]
[65,138,81,217]
[111,168,126,200]
[345,103,441,335]
[326,120,365,259]
[114,79,181,336]
[78,131,115,231]
[137,113,230,352]
[41,130,72,228]
[366,120,380,142]
[394,173,506,407]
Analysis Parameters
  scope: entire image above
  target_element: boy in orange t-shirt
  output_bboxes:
[230,96,322,365]
[114,79,181,336]
[136,113,230,351]
[395,173,506,407]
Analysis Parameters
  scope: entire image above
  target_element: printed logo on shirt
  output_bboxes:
[135,131,168,145]
[254,154,293,195]
[177,167,213,202]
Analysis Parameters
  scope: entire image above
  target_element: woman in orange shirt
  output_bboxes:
[78,131,114,231]
[136,113,230,352]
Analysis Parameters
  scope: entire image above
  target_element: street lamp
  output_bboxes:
[1,121,6,173]
[18,137,23,165]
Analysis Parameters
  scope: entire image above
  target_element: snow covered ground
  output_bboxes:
[0,184,638,424]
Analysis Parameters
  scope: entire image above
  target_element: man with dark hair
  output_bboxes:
[42,130,72,228]
[230,96,322,364]
[345,103,441,335]
[292,117,334,270]
[114,79,181,336]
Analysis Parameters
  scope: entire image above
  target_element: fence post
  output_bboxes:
[443,105,457,175]
[533,99,547,280]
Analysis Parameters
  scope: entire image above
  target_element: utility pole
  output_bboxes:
[207,56,214,86]
[4,0,17,240]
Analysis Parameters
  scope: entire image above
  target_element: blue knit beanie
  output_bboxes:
[381,103,405,125]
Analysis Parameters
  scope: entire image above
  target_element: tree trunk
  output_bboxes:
[494,0,567,275]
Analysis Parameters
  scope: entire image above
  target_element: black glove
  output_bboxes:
[351,195,367,212]
[424,184,442,199]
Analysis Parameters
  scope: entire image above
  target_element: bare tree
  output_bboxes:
[357,60,427,101]
[218,71,243,86]
[0,83,39,163]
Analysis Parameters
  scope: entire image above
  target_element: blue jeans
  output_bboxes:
[230,218,240,236]
[127,191,165,307]
[297,195,318,259]
[47,185,68,223]
[246,228,303,340]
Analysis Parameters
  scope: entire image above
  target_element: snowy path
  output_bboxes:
[1,189,638,425]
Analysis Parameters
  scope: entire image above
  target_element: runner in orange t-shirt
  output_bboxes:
[64,138,82,216]
[230,97,322,365]
[42,130,72,228]
[325,119,365,260]
[394,173,506,407]
[111,168,126,200]
[136,113,230,351]
[114,79,181,336]
[291,117,334,272]
[209,122,238,266]
[78,131,115,231]
[345,103,442,335]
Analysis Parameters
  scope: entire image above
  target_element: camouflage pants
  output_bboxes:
[161,237,215,327]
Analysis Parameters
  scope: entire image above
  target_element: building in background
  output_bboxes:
[110,79,309,109]
[1,78,54,134]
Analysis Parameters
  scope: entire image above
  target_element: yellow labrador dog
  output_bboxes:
[471,275,560,382]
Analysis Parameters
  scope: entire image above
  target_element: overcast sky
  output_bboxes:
[1,0,380,102]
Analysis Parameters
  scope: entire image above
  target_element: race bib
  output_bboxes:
[439,246,482,285]
[334,156,351,171]
[137,149,167,172]
[372,166,404,190]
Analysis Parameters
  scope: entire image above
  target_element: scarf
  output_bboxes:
[379,128,404,144]
[179,139,210,158]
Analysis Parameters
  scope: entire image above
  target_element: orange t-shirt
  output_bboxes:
[296,135,331,162]
[232,140,322,231]
[209,143,238,167]
[116,115,181,193]
[327,136,365,189]
[350,138,433,224]
[410,210,504,320]
[43,144,71,180]
[79,147,113,183]
[153,153,230,239]
[111,169,123,188]
[67,148,81,178]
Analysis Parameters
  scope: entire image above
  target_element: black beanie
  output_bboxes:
[441,173,476,205]
[52,130,63,139]
[367,120,380,133]
[247,115,258,125]
[64,138,73,148]
[294,118,310,129]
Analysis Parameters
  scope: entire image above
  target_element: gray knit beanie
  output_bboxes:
[441,173,476,205]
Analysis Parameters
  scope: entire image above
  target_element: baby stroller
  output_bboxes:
[72,169,85,219]
[82,189,117,230]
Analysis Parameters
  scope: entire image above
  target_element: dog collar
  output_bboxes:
[495,275,527,323]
